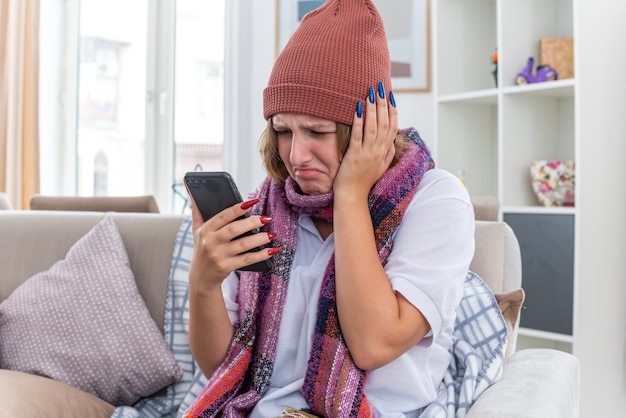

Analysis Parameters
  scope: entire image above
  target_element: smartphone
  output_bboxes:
[184,171,273,273]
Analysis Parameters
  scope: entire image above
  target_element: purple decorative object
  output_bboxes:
[515,57,558,85]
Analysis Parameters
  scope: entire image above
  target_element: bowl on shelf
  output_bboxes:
[530,160,575,207]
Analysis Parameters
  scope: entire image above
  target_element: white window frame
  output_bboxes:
[146,0,176,210]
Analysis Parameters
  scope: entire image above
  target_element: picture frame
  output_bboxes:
[274,0,431,92]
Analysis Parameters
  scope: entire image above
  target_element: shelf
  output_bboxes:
[435,0,577,350]
[519,327,573,343]
[503,206,576,215]
[502,78,575,98]
[438,79,575,104]
[517,330,573,353]
[438,89,498,105]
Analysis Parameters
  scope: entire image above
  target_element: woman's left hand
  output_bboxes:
[333,81,398,198]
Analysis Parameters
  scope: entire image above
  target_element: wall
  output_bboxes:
[225,0,435,197]
[575,0,626,415]
[222,0,274,196]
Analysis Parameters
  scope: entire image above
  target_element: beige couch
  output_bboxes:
[0,210,579,417]
[29,194,160,213]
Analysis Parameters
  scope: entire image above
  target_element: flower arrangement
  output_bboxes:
[530,160,575,207]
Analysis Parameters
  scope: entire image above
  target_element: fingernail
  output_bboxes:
[390,90,396,107]
[267,247,282,256]
[356,100,363,118]
[369,86,375,103]
[268,232,277,240]
[378,81,385,99]
[260,216,272,224]
[240,198,259,210]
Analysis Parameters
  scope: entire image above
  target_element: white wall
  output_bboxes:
[395,93,435,151]
[225,0,435,197]
[575,0,626,415]
[222,0,275,197]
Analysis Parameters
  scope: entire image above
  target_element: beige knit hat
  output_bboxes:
[263,0,392,126]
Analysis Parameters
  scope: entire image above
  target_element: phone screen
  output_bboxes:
[184,171,272,273]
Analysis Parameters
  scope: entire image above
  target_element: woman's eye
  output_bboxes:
[311,131,333,137]
[275,130,292,137]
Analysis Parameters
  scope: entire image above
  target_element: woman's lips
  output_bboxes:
[294,168,321,180]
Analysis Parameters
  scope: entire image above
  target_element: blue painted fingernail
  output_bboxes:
[356,100,363,118]
[369,86,375,103]
[378,81,385,99]
[390,91,396,107]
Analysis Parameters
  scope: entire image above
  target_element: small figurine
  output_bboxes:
[515,57,558,85]
[491,49,498,87]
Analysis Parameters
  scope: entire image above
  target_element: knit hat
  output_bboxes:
[263,0,392,126]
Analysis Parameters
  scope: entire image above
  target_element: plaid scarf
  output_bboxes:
[185,128,433,418]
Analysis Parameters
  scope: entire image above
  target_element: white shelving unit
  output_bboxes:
[432,0,576,352]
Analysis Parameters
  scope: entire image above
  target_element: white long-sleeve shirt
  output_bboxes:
[221,168,475,417]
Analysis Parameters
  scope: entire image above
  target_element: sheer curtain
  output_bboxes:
[0,0,39,209]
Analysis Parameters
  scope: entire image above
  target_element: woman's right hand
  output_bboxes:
[188,197,279,379]
[188,197,277,290]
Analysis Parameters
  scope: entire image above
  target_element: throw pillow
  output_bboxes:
[0,369,115,418]
[0,216,182,406]
[495,288,526,363]
[111,216,211,418]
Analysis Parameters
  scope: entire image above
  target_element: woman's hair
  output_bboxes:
[259,119,409,183]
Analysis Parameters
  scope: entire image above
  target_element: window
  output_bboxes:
[77,0,149,198]
[173,0,225,212]
[93,151,108,196]
[39,0,225,213]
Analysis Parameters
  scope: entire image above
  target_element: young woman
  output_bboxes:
[185,1,474,416]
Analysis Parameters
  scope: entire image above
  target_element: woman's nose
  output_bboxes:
[289,134,312,165]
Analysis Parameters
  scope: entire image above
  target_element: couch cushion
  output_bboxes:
[471,196,499,221]
[29,194,160,213]
[471,221,522,294]
[465,349,580,418]
[0,369,115,418]
[0,216,182,406]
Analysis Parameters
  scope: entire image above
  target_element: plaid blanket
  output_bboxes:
[111,218,507,418]
[420,271,507,417]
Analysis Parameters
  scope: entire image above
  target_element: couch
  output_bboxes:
[471,196,500,221]
[0,210,579,417]
[29,194,160,213]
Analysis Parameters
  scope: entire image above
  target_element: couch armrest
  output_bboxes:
[466,348,580,418]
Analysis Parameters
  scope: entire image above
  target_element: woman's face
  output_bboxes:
[273,113,341,195]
